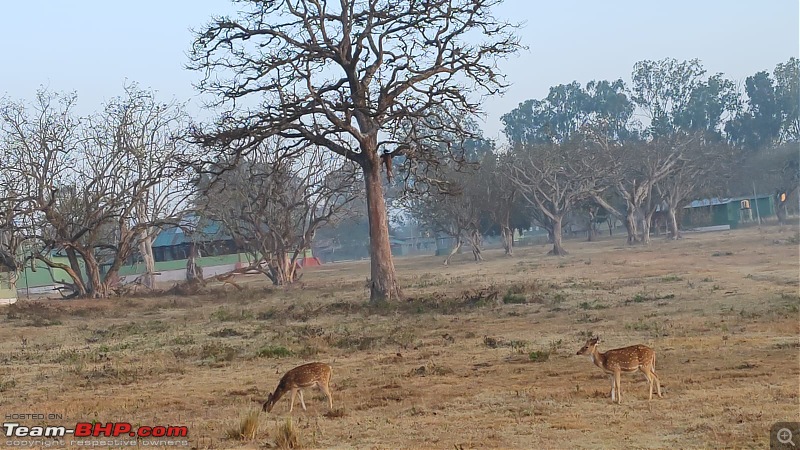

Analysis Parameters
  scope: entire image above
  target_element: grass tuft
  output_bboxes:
[226,409,261,441]
[275,418,302,449]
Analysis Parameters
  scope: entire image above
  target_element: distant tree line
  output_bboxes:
[0,0,795,301]
[404,57,798,257]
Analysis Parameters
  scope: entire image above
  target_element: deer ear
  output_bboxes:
[594,336,601,343]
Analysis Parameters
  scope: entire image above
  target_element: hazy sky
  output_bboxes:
[1,1,797,142]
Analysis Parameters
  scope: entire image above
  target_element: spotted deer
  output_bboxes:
[576,337,662,404]
[262,362,333,413]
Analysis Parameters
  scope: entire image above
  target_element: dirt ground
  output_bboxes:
[1,225,798,449]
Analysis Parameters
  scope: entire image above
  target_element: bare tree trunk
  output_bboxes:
[469,229,483,263]
[587,209,596,242]
[364,162,401,302]
[501,226,513,256]
[625,208,639,244]
[641,211,655,245]
[186,244,203,282]
[443,237,463,266]
[666,206,680,240]
[138,232,156,289]
[269,251,294,285]
[82,251,107,298]
[549,216,568,256]
[775,192,788,225]
[65,248,89,297]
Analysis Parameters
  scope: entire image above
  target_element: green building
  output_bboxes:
[0,264,15,304]
[682,195,776,229]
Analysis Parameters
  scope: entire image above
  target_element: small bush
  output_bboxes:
[503,292,527,304]
[528,350,550,362]
[200,342,238,363]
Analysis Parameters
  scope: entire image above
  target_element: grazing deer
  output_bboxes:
[262,362,333,413]
[576,337,662,404]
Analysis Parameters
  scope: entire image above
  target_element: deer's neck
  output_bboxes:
[590,348,606,369]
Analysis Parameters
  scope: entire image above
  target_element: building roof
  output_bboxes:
[152,217,231,248]
[685,194,772,209]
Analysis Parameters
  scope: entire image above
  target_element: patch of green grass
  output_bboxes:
[661,275,683,282]
[627,291,675,304]
[528,350,550,362]
[0,379,17,392]
[211,307,254,322]
[578,301,608,310]
[209,328,245,338]
[503,292,527,304]
[256,309,278,320]
[172,335,195,345]
[200,342,238,363]
[255,345,294,358]
[550,292,567,305]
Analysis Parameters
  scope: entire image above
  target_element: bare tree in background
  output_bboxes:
[0,88,191,298]
[481,152,518,255]
[188,0,520,302]
[86,85,194,289]
[407,165,485,266]
[197,141,360,285]
[589,132,689,245]
[655,137,736,239]
[511,140,609,255]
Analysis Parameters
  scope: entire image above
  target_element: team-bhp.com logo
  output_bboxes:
[4,421,188,438]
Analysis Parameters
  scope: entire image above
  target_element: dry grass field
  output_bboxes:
[1,226,798,449]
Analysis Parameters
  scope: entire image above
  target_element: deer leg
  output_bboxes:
[615,370,622,404]
[641,367,654,400]
[298,389,307,411]
[319,382,333,409]
[289,389,297,413]
[651,367,663,398]
[609,375,616,402]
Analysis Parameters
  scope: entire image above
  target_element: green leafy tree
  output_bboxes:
[502,80,634,145]
[726,58,799,149]
[631,58,737,139]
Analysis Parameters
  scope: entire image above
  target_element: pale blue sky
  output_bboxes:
[1,1,797,141]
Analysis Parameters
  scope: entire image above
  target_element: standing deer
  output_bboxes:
[262,362,333,413]
[576,337,662,404]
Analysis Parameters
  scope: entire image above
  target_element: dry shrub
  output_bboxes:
[226,409,261,441]
[275,418,302,449]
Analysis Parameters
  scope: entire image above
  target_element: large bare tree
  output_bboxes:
[188,0,520,302]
